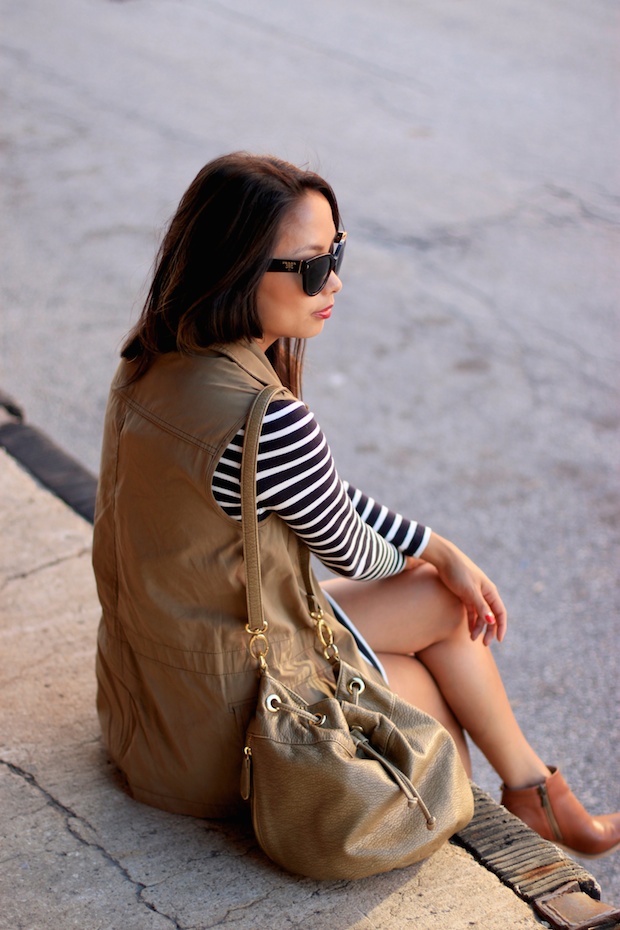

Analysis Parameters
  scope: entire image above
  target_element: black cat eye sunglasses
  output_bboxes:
[268,231,347,296]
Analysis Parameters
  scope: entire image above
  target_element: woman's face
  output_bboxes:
[255,191,343,350]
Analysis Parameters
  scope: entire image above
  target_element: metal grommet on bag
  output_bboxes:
[266,693,281,712]
[347,677,366,704]
[265,694,282,714]
[312,714,327,727]
[347,677,366,696]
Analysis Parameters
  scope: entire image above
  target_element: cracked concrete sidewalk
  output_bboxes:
[0,445,553,930]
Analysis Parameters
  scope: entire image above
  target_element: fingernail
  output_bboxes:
[485,614,495,624]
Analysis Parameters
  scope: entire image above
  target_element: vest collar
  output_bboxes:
[209,340,283,388]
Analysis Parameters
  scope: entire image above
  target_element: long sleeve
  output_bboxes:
[212,399,430,580]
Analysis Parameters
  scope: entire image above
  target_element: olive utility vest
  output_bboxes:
[93,341,381,818]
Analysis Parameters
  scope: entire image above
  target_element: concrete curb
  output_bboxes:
[0,393,98,522]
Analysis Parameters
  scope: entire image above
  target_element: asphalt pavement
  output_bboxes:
[1,0,619,908]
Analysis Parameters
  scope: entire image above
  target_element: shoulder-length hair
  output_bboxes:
[121,152,341,396]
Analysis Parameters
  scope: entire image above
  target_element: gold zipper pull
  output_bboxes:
[240,746,252,801]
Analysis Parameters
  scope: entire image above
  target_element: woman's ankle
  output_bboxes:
[501,762,552,792]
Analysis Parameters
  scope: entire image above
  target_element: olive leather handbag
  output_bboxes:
[240,386,474,880]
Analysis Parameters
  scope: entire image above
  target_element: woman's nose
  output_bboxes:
[326,271,342,295]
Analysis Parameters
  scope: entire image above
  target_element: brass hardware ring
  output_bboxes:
[248,633,269,663]
[323,642,340,662]
[316,616,335,649]
[245,619,269,635]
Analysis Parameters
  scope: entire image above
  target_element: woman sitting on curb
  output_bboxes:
[92,152,620,860]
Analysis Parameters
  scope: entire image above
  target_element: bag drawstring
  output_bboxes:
[265,692,326,727]
[350,728,437,830]
[262,690,436,830]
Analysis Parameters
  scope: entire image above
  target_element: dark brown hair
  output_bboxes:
[121,152,341,395]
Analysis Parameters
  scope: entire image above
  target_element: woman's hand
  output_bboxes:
[405,533,507,646]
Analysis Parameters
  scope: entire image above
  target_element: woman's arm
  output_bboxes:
[212,399,427,580]
[214,399,507,638]
[342,482,431,557]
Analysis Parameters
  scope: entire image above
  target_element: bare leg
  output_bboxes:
[379,652,474,776]
[323,565,550,790]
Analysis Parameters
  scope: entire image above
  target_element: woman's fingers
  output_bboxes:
[484,588,507,642]
[469,589,507,646]
[470,606,496,644]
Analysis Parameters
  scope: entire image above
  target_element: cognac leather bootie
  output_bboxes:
[501,767,620,859]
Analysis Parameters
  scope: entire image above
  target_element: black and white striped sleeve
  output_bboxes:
[212,398,431,580]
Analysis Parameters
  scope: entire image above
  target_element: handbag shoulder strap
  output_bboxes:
[240,385,337,668]
[240,384,281,633]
